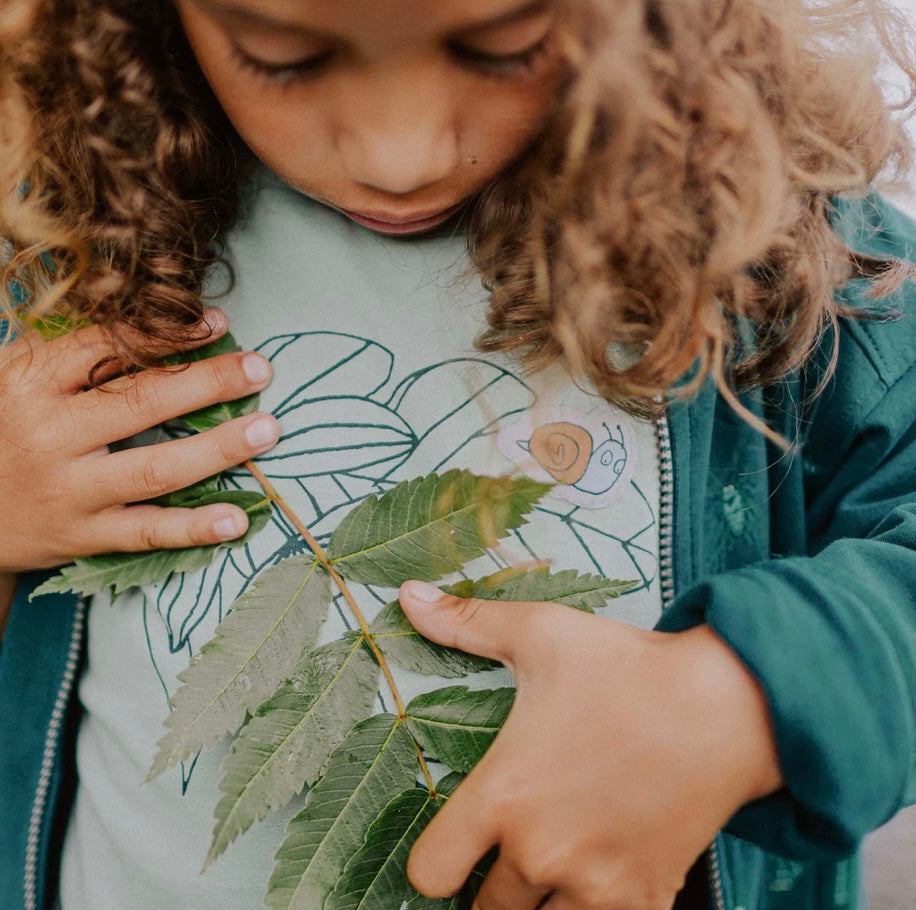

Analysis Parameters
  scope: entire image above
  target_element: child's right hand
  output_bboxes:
[0,307,279,573]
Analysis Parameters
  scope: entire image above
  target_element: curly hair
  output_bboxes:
[0,0,243,361]
[1,0,914,410]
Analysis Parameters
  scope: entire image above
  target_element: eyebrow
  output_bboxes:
[189,0,552,37]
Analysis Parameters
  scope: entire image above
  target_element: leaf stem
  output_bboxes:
[243,460,436,793]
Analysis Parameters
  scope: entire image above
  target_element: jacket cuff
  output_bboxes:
[656,545,915,860]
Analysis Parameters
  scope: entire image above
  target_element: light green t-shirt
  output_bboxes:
[60,172,662,909]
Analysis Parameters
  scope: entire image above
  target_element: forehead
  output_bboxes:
[193,0,553,37]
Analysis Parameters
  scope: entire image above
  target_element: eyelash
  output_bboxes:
[229,37,549,86]
[447,37,550,78]
[229,44,335,85]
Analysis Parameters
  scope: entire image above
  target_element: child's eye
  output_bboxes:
[447,38,549,78]
[229,43,335,85]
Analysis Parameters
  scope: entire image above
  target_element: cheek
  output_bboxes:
[218,94,334,176]
[466,88,554,165]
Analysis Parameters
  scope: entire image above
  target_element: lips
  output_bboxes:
[337,202,465,235]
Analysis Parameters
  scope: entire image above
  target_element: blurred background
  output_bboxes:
[864,2,915,907]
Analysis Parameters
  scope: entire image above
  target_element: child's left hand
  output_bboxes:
[398,581,784,910]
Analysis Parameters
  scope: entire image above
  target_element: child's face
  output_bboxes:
[175,0,563,235]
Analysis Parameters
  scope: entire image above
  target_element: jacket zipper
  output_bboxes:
[708,839,727,910]
[656,414,726,910]
[655,413,676,610]
[23,598,87,910]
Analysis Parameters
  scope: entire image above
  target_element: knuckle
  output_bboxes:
[137,521,165,551]
[135,455,174,495]
[452,596,487,628]
[122,375,162,416]
[522,840,575,888]
[213,431,242,467]
[573,865,616,908]
[208,354,246,399]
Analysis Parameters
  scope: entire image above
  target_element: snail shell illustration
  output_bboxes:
[521,422,593,484]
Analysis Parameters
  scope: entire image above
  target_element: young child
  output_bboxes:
[1,1,914,909]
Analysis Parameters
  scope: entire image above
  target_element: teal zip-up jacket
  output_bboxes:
[1,195,914,910]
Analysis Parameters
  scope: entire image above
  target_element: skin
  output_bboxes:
[173,0,564,233]
[3,0,562,617]
[0,308,280,624]
[399,582,783,910]
[5,1,785,906]
[169,4,782,905]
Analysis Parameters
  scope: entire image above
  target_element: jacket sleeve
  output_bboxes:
[657,194,916,860]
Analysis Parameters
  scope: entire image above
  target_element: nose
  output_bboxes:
[336,69,460,195]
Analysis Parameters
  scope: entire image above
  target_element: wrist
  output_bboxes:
[669,624,784,804]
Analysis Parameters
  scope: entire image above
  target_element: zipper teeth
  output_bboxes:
[656,412,728,910]
[655,412,676,609]
[708,838,727,910]
[23,598,87,910]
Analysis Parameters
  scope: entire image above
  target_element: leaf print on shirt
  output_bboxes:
[143,332,657,792]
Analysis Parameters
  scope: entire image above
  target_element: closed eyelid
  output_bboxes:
[451,6,555,55]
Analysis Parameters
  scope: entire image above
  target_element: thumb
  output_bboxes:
[398,580,525,668]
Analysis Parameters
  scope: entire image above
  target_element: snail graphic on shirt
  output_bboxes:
[518,421,628,496]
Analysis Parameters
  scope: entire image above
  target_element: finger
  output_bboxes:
[83,412,280,506]
[539,893,674,910]
[73,349,273,446]
[24,307,229,392]
[398,580,550,668]
[407,774,500,899]
[87,501,253,552]
[471,857,550,910]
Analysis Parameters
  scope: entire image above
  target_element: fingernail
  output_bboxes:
[214,514,246,540]
[245,415,279,449]
[242,353,271,384]
[402,580,444,603]
[202,307,226,332]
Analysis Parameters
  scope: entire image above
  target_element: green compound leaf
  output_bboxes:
[325,786,442,910]
[369,597,497,678]
[165,333,260,432]
[370,566,637,678]
[465,565,640,612]
[327,470,551,587]
[331,773,465,910]
[406,687,514,773]
[28,312,90,339]
[151,473,222,507]
[148,554,329,778]
[30,491,271,599]
[205,639,379,869]
[266,715,419,910]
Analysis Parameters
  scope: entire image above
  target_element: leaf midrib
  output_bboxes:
[330,486,520,567]
[406,715,503,736]
[341,795,436,910]
[209,638,364,863]
[288,719,406,903]
[171,557,320,746]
